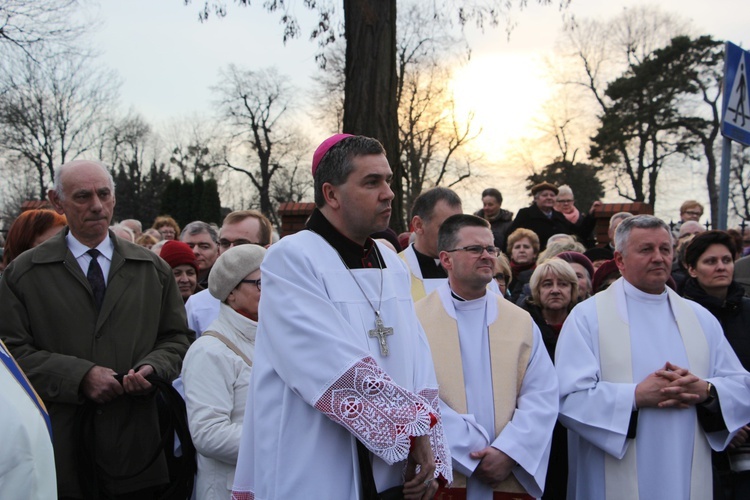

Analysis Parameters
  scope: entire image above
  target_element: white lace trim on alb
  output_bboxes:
[315,356,434,465]
[419,387,453,484]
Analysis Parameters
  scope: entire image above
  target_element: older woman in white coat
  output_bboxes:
[181,244,265,499]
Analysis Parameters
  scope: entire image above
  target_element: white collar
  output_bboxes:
[66,232,114,261]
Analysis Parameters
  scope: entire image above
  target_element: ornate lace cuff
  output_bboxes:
[314,356,434,465]
[419,387,454,485]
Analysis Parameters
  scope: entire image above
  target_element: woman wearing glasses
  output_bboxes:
[181,244,265,499]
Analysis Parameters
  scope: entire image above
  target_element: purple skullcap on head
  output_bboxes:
[312,133,354,176]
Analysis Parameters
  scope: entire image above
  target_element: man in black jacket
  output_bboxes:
[506,182,596,252]
[474,188,513,250]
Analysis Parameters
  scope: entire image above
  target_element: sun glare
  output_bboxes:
[451,53,552,164]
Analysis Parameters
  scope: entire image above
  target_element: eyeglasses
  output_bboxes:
[238,278,261,291]
[493,274,510,285]
[445,245,500,257]
[556,199,574,204]
[683,210,702,217]
[219,238,262,249]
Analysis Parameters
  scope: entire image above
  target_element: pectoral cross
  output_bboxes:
[369,312,393,356]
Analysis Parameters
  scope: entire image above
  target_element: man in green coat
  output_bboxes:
[0,160,193,498]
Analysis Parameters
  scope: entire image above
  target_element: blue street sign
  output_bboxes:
[722,42,750,146]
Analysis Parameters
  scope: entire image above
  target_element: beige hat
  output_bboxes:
[531,182,559,196]
[208,245,266,301]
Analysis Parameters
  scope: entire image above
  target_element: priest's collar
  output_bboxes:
[450,288,487,307]
[412,244,447,279]
[306,208,386,270]
[622,278,668,303]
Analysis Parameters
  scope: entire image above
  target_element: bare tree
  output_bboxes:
[0,0,86,56]
[549,7,694,209]
[186,0,568,231]
[0,159,39,229]
[0,48,120,199]
[731,144,750,223]
[213,65,304,225]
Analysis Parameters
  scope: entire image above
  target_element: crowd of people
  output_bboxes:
[2,135,750,500]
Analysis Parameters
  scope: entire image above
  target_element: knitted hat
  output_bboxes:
[556,251,595,279]
[312,134,354,176]
[208,244,266,301]
[531,182,559,196]
[160,240,198,272]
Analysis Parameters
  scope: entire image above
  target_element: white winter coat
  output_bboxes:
[182,302,256,500]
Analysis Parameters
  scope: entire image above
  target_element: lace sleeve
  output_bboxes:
[419,387,453,484]
[314,356,434,465]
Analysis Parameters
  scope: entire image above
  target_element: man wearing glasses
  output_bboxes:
[415,213,558,500]
[672,200,705,239]
[185,210,272,336]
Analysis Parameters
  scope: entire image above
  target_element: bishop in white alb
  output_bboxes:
[231,219,451,499]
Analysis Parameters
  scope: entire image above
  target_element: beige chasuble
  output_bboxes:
[416,289,533,493]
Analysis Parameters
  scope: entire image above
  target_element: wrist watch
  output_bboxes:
[703,381,717,405]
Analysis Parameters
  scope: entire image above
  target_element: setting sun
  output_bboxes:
[451,53,552,163]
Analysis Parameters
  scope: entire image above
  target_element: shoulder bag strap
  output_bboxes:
[202,330,253,367]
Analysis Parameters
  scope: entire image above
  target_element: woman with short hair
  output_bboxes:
[520,258,579,500]
[682,230,750,499]
[2,209,67,269]
[506,228,540,301]
[152,215,181,240]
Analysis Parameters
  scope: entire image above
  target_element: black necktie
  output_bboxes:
[87,249,106,311]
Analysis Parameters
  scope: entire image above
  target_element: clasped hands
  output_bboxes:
[470,446,515,488]
[635,361,710,409]
[80,364,155,404]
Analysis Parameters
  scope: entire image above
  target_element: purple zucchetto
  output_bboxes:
[312,134,354,176]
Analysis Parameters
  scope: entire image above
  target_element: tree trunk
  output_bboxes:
[343,0,405,233]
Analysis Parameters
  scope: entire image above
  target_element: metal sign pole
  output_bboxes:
[719,136,732,230]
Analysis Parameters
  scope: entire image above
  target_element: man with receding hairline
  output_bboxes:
[0,159,192,498]
[556,214,750,499]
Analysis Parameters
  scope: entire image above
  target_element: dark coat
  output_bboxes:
[474,207,514,250]
[506,203,595,251]
[0,228,193,497]
[682,278,750,487]
[682,279,750,370]
[518,298,567,499]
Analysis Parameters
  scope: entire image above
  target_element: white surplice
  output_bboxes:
[400,244,447,299]
[556,278,750,500]
[184,288,220,336]
[432,284,558,499]
[231,230,451,500]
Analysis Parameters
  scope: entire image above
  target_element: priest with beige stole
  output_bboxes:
[415,214,559,499]
[556,215,750,500]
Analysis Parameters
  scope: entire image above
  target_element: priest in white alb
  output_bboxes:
[416,214,558,500]
[231,134,451,500]
[399,187,464,301]
[555,215,750,500]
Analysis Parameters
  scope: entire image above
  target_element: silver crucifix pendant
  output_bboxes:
[368,312,394,356]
